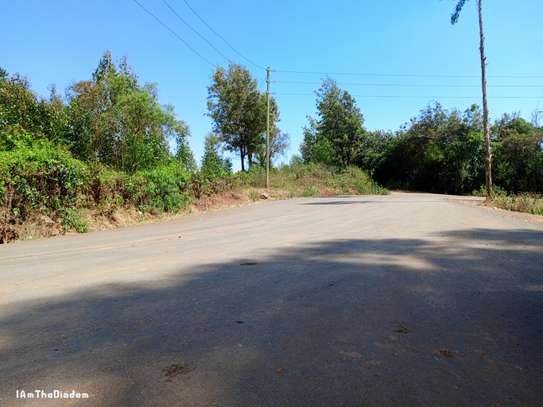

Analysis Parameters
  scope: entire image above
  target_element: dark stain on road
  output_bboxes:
[162,363,194,382]
[395,323,411,334]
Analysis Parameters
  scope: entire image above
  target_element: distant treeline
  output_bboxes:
[300,80,543,195]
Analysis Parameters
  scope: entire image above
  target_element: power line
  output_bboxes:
[272,93,543,100]
[161,0,233,64]
[273,80,543,88]
[131,0,217,68]
[181,0,264,70]
[273,69,543,79]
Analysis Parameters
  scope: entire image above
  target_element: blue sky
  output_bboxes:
[2,0,542,168]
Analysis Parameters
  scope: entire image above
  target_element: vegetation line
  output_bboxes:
[1,51,541,243]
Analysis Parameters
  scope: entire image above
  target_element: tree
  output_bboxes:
[201,133,232,180]
[373,103,485,194]
[0,69,68,144]
[302,79,366,167]
[207,64,276,171]
[300,116,335,165]
[492,115,543,193]
[255,129,289,167]
[66,52,191,172]
[451,0,493,197]
[175,126,197,172]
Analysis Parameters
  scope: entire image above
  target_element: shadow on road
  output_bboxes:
[1,228,543,406]
[301,200,370,205]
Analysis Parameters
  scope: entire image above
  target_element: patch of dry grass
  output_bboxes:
[488,193,543,216]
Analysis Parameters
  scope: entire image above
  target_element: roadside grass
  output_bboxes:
[1,160,387,243]
[235,163,388,198]
[472,186,543,216]
[488,194,543,216]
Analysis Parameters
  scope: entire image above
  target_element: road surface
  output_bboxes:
[1,193,542,406]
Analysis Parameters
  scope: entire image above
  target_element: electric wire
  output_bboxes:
[272,93,543,100]
[181,0,264,70]
[131,0,217,68]
[273,69,543,79]
[161,0,233,64]
[273,80,543,88]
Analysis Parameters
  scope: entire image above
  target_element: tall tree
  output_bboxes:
[451,0,493,197]
[492,115,543,193]
[302,79,365,167]
[0,70,68,144]
[207,64,278,171]
[66,52,190,172]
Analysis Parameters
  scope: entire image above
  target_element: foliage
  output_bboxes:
[65,52,191,173]
[135,162,192,212]
[492,115,543,193]
[59,207,89,233]
[451,0,470,24]
[302,186,319,197]
[207,64,279,171]
[370,103,486,194]
[301,79,365,167]
[0,131,87,226]
[254,130,290,167]
[236,163,387,197]
[302,99,542,197]
[201,134,232,182]
[489,193,543,216]
[188,134,234,198]
[0,72,68,143]
[0,131,194,241]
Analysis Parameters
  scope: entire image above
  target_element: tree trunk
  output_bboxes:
[240,146,246,172]
[478,0,493,198]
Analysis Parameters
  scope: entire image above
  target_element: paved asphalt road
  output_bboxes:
[1,193,543,406]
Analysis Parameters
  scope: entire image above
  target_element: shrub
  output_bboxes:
[0,134,87,221]
[490,193,543,216]
[336,166,387,195]
[472,185,507,198]
[303,186,319,197]
[58,207,89,233]
[248,189,260,201]
[135,162,191,212]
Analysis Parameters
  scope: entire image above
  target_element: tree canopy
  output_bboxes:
[66,52,192,172]
[301,79,366,167]
[207,64,283,171]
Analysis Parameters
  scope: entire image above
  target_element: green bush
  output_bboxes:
[336,166,388,195]
[232,163,387,197]
[135,162,191,212]
[84,162,192,214]
[235,165,266,188]
[303,186,319,197]
[472,185,507,198]
[0,134,87,220]
[59,207,88,233]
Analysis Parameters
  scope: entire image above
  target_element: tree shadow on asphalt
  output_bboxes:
[1,228,543,406]
[301,201,371,205]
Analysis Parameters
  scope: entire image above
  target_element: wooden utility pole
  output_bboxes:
[451,0,493,198]
[478,0,493,198]
[266,66,271,189]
